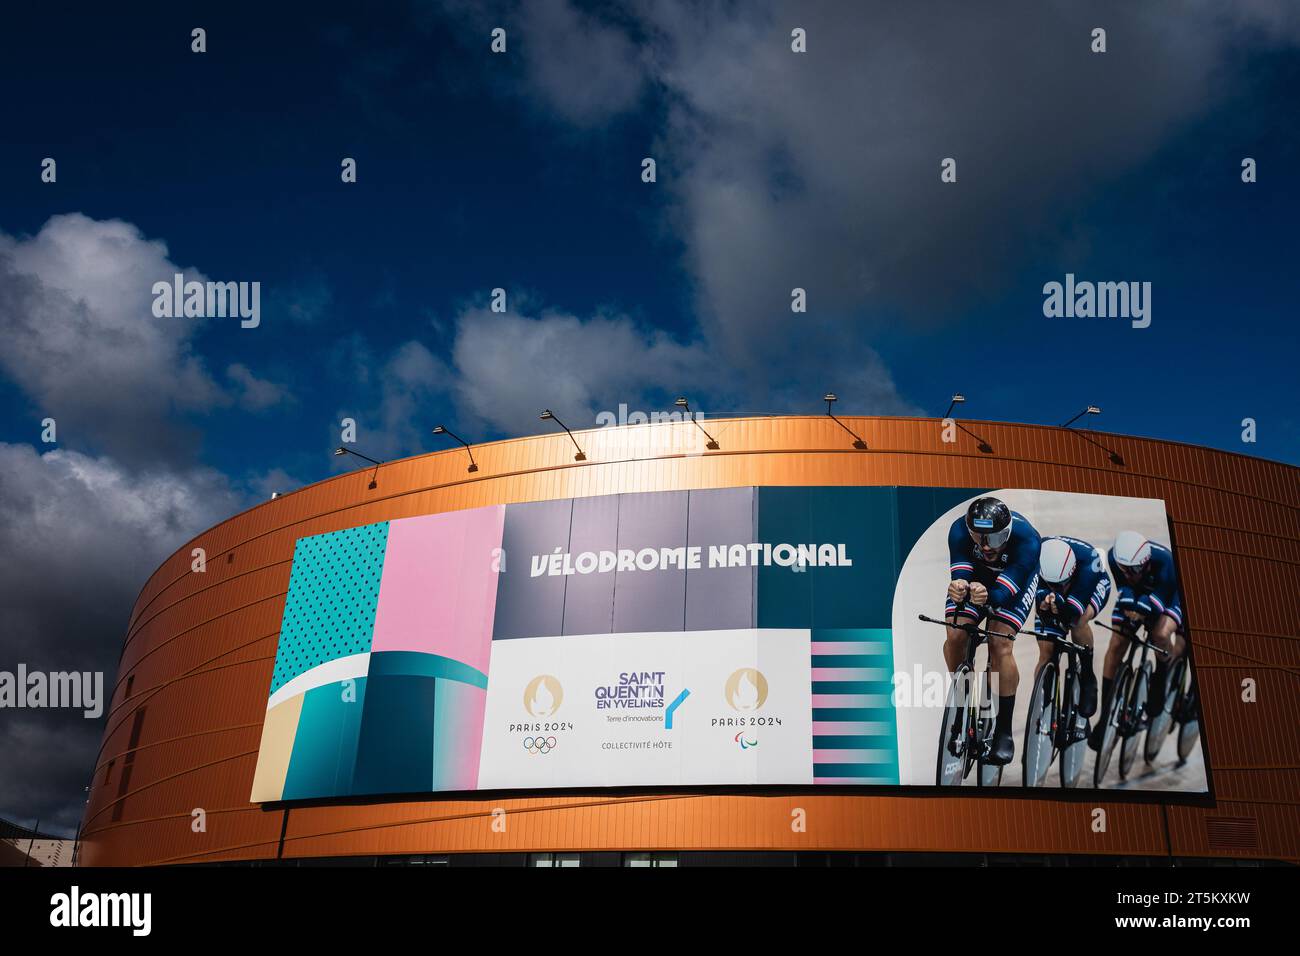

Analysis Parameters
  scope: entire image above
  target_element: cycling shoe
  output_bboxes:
[1088,721,1105,751]
[1079,676,1098,718]
[987,728,1015,765]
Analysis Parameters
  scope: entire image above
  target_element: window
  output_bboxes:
[623,852,678,868]
[528,852,580,867]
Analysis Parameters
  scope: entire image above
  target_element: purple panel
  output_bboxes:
[562,494,619,635]
[685,487,757,631]
[612,491,689,633]
[492,498,572,640]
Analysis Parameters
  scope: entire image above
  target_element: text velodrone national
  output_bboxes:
[249,486,1207,800]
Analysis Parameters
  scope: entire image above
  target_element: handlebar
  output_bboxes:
[1092,619,1171,658]
[1030,627,1088,655]
[917,612,1032,641]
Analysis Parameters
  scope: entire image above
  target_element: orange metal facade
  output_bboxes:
[79,417,1300,865]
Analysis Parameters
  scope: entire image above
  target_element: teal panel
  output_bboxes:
[271,521,390,695]
[895,487,987,577]
[368,650,487,688]
[754,487,813,628]
[282,677,367,800]
[813,765,897,781]
[351,675,436,795]
[809,487,897,629]
[812,626,900,784]
[756,487,898,630]
[813,736,893,748]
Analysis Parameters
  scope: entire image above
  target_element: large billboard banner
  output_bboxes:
[250,486,1207,801]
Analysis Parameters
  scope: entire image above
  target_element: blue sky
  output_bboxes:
[1,1,1298,829]
[3,2,1298,479]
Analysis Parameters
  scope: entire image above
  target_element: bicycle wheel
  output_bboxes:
[977,670,1004,788]
[1177,683,1201,762]
[1093,667,1130,787]
[1177,717,1201,761]
[1118,666,1149,779]
[1144,658,1183,763]
[1022,662,1056,788]
[936,665,974,785]
[1059,670,1086,789]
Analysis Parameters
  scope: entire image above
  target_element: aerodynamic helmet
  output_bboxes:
[965,497,1012,550]
[1112,530,1153,571]
[1039,537,1077,585]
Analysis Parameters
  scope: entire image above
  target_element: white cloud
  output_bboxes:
[0,215,224,462]
[354,297,918,450]
[375,340,452,454]
[448,306,712,434]
[249,466,305,501]
[226,362,292,412]
[332,340,454,463]
[518,0,649,125]
[0,214,291,461]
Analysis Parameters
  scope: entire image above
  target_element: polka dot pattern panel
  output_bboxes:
[269,521,390,696]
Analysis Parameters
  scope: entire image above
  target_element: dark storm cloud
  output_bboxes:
[0,442,246,833]
[0,215,281,832]
[0,713,103,835]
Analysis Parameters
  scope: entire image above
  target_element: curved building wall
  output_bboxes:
[79,417,1300,865]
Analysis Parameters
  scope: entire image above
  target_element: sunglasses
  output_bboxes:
[968,524,1011,550]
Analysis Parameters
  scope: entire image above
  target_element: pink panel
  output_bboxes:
[370,506,505,673]
[814,750,881,763]
[810,642,880,655]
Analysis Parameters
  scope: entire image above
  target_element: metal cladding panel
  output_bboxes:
[277,793,1167,859]
[81,417,1300,865]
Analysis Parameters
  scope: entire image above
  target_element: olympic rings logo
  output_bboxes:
[523,736,558,755]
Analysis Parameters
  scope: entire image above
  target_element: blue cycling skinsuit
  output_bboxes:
[1107,541,1182,629]
[1036,536,1112,629]
[947,510,1042,630]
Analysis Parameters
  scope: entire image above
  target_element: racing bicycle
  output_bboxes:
[1145,640,1200,765]
[920,605,1025,788]
[1022,624,1091,789]
[1092,619,1170,786]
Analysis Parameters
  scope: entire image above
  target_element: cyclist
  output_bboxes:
[1033,536,1110,716]
[1090,531,1185,749]
[945,496,1042,765]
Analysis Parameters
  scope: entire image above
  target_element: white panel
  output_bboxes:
[478,629,814,789]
